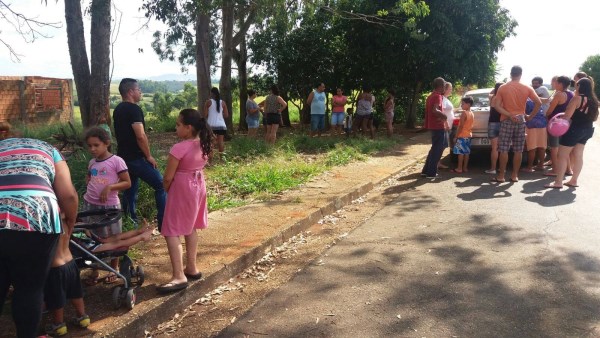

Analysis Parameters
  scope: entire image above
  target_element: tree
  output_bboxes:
[397,0,516,127]
[64,0,112,127]
[249,0,429,125]
[144,0,216,115]
[145,0,263,134]
[181,82,198,108]
[580,55,600,99]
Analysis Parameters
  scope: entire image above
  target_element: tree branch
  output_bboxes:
[0,36,22,61]
[232,4,257,47]
[320,6,402,29]
[0,0,62,61]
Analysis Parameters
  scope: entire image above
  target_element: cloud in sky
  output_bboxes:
[1,0,599,83]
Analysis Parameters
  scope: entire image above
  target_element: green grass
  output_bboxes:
[20,111,401,223]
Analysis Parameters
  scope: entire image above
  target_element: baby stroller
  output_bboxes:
[69,209,145,310]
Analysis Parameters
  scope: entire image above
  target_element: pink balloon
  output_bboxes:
[547,113,570,137]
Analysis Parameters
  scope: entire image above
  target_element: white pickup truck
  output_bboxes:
[451,88,494,149]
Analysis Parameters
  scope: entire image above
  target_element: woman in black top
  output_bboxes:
[546,78,598,189]
[485,82,504,174]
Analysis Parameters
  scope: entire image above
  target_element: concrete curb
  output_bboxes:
[107,153,426,337]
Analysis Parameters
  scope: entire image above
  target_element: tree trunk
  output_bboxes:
[88,0,111,127]
[406,80,423,129]
[64,0,91,127]
[195,3,212,110]
[281,91,292,127]
[219,0,235,134]
[235,38,248,131]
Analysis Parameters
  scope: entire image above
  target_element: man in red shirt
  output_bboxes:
[421,77,448,178]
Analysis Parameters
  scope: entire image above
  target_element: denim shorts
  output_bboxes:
[488,122,501,138]
[246,115,260,128]
[311,114,325,131]
[331,112,345,126]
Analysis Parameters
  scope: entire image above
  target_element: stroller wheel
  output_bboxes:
[112,286,123,309]
[135,266,145,286]
[125,289,136,310]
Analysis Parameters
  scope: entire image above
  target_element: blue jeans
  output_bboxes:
[310,114,325,131]
[422,129,448,177]
[123,158,166,230]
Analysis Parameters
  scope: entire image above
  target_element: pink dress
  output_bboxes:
[161,139,208,236]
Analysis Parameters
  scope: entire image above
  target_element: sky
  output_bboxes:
[0,0,599,83]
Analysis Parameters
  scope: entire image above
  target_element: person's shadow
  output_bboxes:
[525,187,576,207]
[455,177,513,201]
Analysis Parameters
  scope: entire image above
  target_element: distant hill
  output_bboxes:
[144,73,197,81]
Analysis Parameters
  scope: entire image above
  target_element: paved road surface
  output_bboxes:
[220,132,600,337]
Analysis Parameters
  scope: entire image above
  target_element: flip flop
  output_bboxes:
[437,164,449,169]
[564,182,579,188]
[156,281,188,293]
[184,272,203,280]
[544,183,562,189]
[491,177,505,183]
[510,178,519,182]
[450,169,463,173]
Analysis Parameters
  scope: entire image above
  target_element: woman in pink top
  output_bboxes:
[157,108,213,293]
[331,88,347,136]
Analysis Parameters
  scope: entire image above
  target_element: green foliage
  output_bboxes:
[145,112,178,133]
[153,92,175,118]
[580,54,600,99]
[137,79,168,93]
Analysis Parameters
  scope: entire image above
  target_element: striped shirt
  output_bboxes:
[0,138,64,234]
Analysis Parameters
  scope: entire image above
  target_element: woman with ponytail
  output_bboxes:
[545,78,598,189]
[204,87,229,157]
[157,109,213,293]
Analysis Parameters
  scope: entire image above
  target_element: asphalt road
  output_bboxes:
[219,131,600,338]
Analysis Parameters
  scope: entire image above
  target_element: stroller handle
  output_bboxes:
[75,208,122,230]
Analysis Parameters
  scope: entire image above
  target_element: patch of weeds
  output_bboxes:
[209,158,322,199]
[207,194,245,211]
[16,120,84,142]
[324,145,364,167]
[146,113,178,133]
[127,247,142,261]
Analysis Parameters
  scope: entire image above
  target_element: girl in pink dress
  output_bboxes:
[157,109,213,293]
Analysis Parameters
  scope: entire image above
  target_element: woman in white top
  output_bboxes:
[439,82,454,169]
[203,87,229,156]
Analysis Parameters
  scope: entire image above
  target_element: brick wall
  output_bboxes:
[0,76,73,124]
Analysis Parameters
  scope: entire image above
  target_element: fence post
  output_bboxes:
[19,79,26,122]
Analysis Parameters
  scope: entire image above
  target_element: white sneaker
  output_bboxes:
[485,169,497,174]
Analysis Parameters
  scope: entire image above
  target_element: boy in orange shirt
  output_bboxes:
[452,97,475,173]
